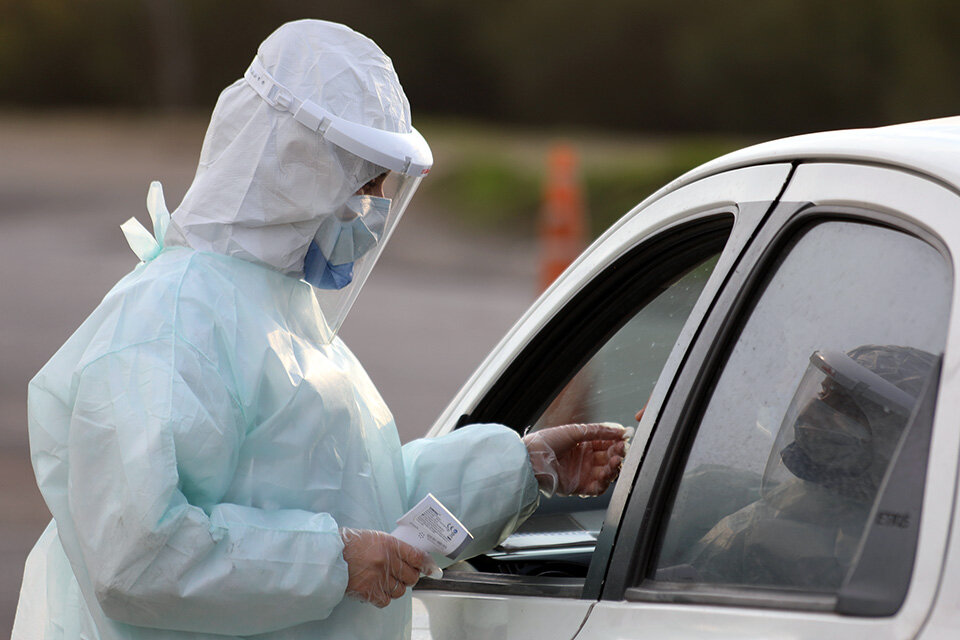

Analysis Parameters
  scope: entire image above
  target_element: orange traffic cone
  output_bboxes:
[538,143,587,292]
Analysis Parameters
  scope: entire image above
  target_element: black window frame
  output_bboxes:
[602,200,951,615]
[461,212,735,430]
[417,211,738,600]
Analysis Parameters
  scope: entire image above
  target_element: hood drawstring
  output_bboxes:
[121,181,170,262]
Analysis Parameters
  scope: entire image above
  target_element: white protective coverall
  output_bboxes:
[14,20,540,640]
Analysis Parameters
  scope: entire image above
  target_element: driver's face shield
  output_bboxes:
[793,374,874,475]
[762,351,918,500]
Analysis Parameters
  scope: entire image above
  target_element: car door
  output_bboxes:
[411,163,795,640]
[580,162,960,639]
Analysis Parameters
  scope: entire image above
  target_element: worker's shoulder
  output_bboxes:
[76,249,242,350]
[75,247,310,361]
[145,247,312,339]
[159,247,298,301]
[109,247,284,312]
[92,248,217,320]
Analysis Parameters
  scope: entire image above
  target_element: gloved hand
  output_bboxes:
[340,528,442,608]
[523,423,630,498]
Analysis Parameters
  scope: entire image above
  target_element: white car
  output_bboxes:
[411,117,960,639]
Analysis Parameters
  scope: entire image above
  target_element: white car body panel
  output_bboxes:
[578,163,960,640]
[411,593,592,640]
[670,116,960,196]
[415,117,960,639]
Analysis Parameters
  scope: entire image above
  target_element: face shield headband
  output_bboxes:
[244,56,433,177]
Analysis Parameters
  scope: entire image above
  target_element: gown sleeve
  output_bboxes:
[58,338,349,635]
[401,423,540,565]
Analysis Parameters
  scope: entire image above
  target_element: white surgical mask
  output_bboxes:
[316,195,390,265]
[302,195,391,290]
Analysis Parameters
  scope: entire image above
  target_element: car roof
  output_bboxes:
[670,115,960,195]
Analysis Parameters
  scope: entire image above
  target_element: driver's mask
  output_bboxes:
[794,388,873,475]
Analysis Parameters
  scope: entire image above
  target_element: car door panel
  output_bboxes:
[581,163,960,639]
[783,163,960,639]
[412,163,794,640]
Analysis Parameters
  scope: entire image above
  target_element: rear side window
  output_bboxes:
[652,221,950,603]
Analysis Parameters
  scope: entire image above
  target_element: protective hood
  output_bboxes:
[163,20,430,338]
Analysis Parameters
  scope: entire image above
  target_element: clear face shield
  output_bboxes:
[244,56,432,341]
[303,168,423,339]
[762,350,917,499]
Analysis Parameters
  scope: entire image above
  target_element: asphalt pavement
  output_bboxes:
[0,113,538,633]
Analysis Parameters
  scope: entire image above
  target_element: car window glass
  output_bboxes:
[653,221,950,593]
[534,254,720,430]
[474,252,723,579]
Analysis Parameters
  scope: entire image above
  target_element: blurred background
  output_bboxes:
[3,0,960,633]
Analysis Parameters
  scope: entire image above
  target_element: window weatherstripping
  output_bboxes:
[416,573,583,599]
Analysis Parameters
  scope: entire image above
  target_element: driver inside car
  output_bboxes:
[675,344,935,589]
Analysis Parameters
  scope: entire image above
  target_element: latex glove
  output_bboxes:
[523,422,631,498]
[340,528,442,608]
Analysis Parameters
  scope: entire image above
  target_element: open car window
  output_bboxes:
[452,214,734,592]
[532,254,720,431]
[481,254,721,576]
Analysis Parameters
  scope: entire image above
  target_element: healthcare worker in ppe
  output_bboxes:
[683,344,935,589]
[13,19,629,640]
